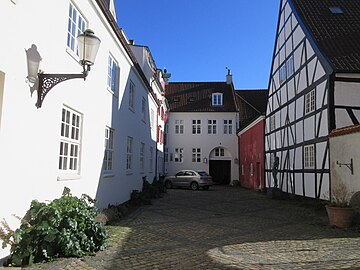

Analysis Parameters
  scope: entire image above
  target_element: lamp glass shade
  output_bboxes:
[77,29,101,66]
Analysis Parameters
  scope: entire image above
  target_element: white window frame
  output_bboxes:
[140,142,145,173]
[279,64,287,84]
[107,54,119,94]
[175,120,184,134]
[150,109,155,130]
[126,137,133,171]
[224,119,233,134]
[129,81,135,111]
[103,126,115,174]
[149,147,153,172]
[192,148,201,163]
[67,2,86,57]
[286,55,294,78]
[208,120,217,134]
[215,147,225,157]
[174,148,184,163]
[305,90,316,114]
[192,120,201,134]
[304,145,315,169]
[58,106,82,178]
[141,97,146,122]
[212,93,223,106]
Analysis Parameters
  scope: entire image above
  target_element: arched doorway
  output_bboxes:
[209,147,231,185]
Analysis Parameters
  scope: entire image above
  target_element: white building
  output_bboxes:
[165,78,239,185]
[0,0,167,260]
[265,0,360,199]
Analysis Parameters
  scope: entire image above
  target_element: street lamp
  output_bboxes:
[31,29,101,108]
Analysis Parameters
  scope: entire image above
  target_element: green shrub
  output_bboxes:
[8,187,107,266]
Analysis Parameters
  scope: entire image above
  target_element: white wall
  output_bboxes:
[0,0,159,260]
[166,112,239,184]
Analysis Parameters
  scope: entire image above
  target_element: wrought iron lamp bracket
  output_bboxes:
[36,65,89,108]
[336,159,354,175]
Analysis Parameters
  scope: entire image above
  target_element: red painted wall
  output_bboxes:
[238,119,265,190]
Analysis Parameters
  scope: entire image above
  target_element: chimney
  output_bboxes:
[226,68,232,84]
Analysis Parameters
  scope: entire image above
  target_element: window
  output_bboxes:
[149,147,153,172]
[141,97,146,122]
[208,120,217,134]
[103,127,114,172]
[67,2,86,55]
[129,81,135,111]
[140,142,145,172]
[212,93,223,106]
[175,120,184,134]
[126,137,133,171]
[107,54,119,93]
[164,147,169,162]
[174,148,184,163]
[59,107,82,175]
[250,163,254,176]
[192,148,201,163]
[192,120,201,134]
[329,6,343,14]
[241,164,245,176]
[305,90,316,114]
[215,147,225,157]
[224,120,233,134]
[269,115,275,131]
[304,145,315,169]
[279,55,294,84]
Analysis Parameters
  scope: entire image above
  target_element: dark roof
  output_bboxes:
[329,124,360,137]
[291,0,360,72]
[165,82,238,112]
[235,90,268,129]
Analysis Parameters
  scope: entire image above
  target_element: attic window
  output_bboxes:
[329,6,343,14]
[173,97,180,102]
[212,93,223,106]
[188,97,196,102]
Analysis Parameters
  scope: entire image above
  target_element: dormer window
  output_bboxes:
[212,93,223,106]
[329,6,343,14]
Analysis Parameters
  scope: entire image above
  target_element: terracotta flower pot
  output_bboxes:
[325,205,354,228]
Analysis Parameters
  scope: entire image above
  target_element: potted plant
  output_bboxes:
[325,180,354,228]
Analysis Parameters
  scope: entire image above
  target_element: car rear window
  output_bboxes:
[197,171,209,176]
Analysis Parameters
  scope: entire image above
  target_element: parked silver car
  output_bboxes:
[164,170,213,190]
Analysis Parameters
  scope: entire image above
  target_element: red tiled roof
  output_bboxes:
[291,0,360,72]
[329,124,360,137]
[165,82,238,112]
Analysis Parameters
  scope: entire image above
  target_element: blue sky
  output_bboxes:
[115,1,280,90]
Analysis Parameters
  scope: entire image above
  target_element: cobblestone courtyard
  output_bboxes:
[20,186,360,269]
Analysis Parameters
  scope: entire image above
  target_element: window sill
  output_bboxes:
[66,47,80,64]
[107,87,118,97]
[129,107,135,113]
[103,172,115,179]
[57,174,81,181]
[126,170,133,175]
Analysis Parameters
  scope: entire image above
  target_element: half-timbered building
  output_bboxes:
[265,0,360,199]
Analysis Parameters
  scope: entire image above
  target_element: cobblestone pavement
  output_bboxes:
[12,186,360,269]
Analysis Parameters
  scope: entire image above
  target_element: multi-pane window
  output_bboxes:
[164,147,169,163]
[192,148,201,163]
[192,120,201,134]
[67,2,86,55]
[174,148,184,163]
[224,120,233,134]
[107,54,118,93]
[149,147,153,172]
[305,90,316,114]
[139,142,145,172]
[129,81,135,111]
[103,127,114,172]
[59,107,82,174]
[250,163,254,176]
[208,120,217,134]
[212,93,223,106]
[279,55,294,84]
[126,137,133,171]
[141,97,146,122]
[150,109,154,129]
[175,120,184,134]
[269,115,275,131]
[304,145,315,169]
[215,147,225,157]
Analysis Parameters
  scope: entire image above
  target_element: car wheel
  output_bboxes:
[202,186,209,190]
[190,182,199,191]
[165,180,172,189]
